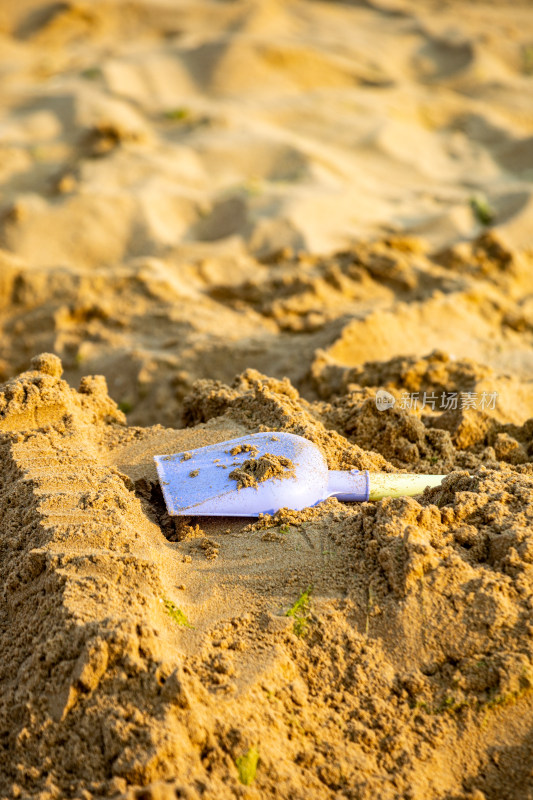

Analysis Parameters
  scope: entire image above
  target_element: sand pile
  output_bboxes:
[0,353,532,800]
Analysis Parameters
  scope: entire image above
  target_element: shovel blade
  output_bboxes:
[154,431,327,517]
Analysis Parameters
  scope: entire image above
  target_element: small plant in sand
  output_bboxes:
[162,598,193,628]
[286,588,312,637]
[470,194,495,226]
[118,399,133,414]
[164,107,191,122]
[522,44,533,75]
[236,746,259,786]
[243,175,263,196]
[81,67,102,80]
[30,145,49,162]
[436,695,468,714]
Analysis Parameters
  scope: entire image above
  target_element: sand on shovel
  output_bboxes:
[228,452,296,490]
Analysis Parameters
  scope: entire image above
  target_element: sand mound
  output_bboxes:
[1,354,533,800]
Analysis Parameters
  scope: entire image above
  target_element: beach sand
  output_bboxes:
[1,1,533,798]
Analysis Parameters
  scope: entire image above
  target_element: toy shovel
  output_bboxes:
[154,432,446,517]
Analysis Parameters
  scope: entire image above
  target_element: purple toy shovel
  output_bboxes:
[154,432,446,517]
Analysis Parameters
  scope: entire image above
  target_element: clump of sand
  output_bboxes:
[183,368,395,473]
[228,452,295,490]
[228,443,259,456]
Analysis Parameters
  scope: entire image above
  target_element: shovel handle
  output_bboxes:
[327,470,446,502]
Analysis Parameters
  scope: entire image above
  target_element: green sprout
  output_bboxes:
[118,400,133,414]
[436,695,468,714]
[162,598,193,628]
[279,524,290,534]
[29,145,49,161]
[81,67,102,80]
[164,107,191,122]
[236,746,259,786]
[522,44,533,75]
[470,194,495,226]
[286,587,312,637]
[243,175,263,196]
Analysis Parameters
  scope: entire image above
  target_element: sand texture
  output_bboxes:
[1,0,533,799]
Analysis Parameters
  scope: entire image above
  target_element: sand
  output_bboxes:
[228,453,295,490]
[1,0,533,798]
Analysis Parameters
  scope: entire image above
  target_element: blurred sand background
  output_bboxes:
[1,0,533,421]
[1,1,533,799]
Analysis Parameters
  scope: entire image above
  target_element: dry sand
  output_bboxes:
[1,1,533,798]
